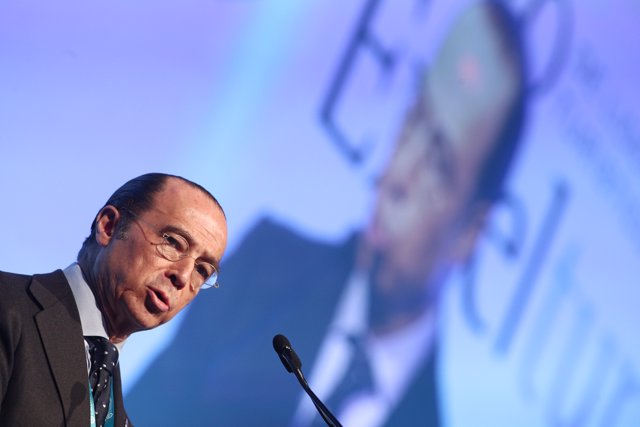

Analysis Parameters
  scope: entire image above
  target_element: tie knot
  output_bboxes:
[85,336,119,374]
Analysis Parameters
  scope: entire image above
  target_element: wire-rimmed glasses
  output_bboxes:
[123,209,219,290]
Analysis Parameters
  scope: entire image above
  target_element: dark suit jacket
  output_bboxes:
[127,217,440,426]
[0,270,131,427]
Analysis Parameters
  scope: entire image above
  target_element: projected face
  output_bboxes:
[363,3,520,330]
[93,178,227,341]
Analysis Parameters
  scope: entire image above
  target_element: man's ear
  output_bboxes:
[94,205,121,247]
[452,202,490,264]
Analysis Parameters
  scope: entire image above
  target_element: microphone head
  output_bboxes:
[273,333,302,373]
[273,334,291,354]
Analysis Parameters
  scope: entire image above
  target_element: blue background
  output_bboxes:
[1,0,639,425]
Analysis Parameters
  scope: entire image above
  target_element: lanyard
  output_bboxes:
[89,381,115,427]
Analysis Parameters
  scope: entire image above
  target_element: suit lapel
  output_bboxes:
[30,271,91,427]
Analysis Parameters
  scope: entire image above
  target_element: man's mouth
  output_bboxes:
[147,288,170,313]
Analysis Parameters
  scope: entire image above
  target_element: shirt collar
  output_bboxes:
[63,262,126,350]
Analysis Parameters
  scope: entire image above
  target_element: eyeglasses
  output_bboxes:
[124,211,219,290]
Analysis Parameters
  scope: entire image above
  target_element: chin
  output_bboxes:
[133,316,163,333]
[122,299,165,333]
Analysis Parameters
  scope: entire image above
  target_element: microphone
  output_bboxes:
[272,334,343,427]
[273,334,301,373]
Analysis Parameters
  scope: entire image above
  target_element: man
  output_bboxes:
[128,1,526,425]
[0,173,228,427]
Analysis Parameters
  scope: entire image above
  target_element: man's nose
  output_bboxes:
[167,258,193,290]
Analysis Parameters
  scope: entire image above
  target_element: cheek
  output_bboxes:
[111,259,168,307]
[109,236,152,272]
[391,201,436,247]
[378,196,423,242]
[395,210,455,272]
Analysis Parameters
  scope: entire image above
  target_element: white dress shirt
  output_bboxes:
[63,263,125,373]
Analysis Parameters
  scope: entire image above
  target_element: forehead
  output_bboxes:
[143,178,227,255]
[425,3,518,160]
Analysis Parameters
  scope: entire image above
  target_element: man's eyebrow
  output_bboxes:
[161,224,221,270]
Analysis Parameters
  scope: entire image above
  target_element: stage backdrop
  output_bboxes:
[1,0,639,426]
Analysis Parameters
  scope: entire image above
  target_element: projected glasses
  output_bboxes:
[125,210,219,290]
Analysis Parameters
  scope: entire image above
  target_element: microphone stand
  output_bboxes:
[273,334,343,427]
[292,367,343,427]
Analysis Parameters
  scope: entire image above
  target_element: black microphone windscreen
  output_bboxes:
[273,334,291,355]
[273,333,302,372]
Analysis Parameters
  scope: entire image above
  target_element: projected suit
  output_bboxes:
[0,270,130,427]
[126,217,440,426]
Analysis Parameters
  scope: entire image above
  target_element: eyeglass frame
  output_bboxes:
[118,207,220,290]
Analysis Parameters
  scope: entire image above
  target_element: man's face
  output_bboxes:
[363,3,519,314]
[364,93,493,308]
[95,178,227,340]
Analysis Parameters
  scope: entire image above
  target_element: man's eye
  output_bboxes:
[195,263,212,279]
[164,234,187,252]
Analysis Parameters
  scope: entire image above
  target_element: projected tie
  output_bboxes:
[86,336,119,427]
[311,335,375,426]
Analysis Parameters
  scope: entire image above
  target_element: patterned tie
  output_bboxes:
[85,336,119,427]
[311,335,375,426]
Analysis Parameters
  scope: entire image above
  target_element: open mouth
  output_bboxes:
[147,288,170,313]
